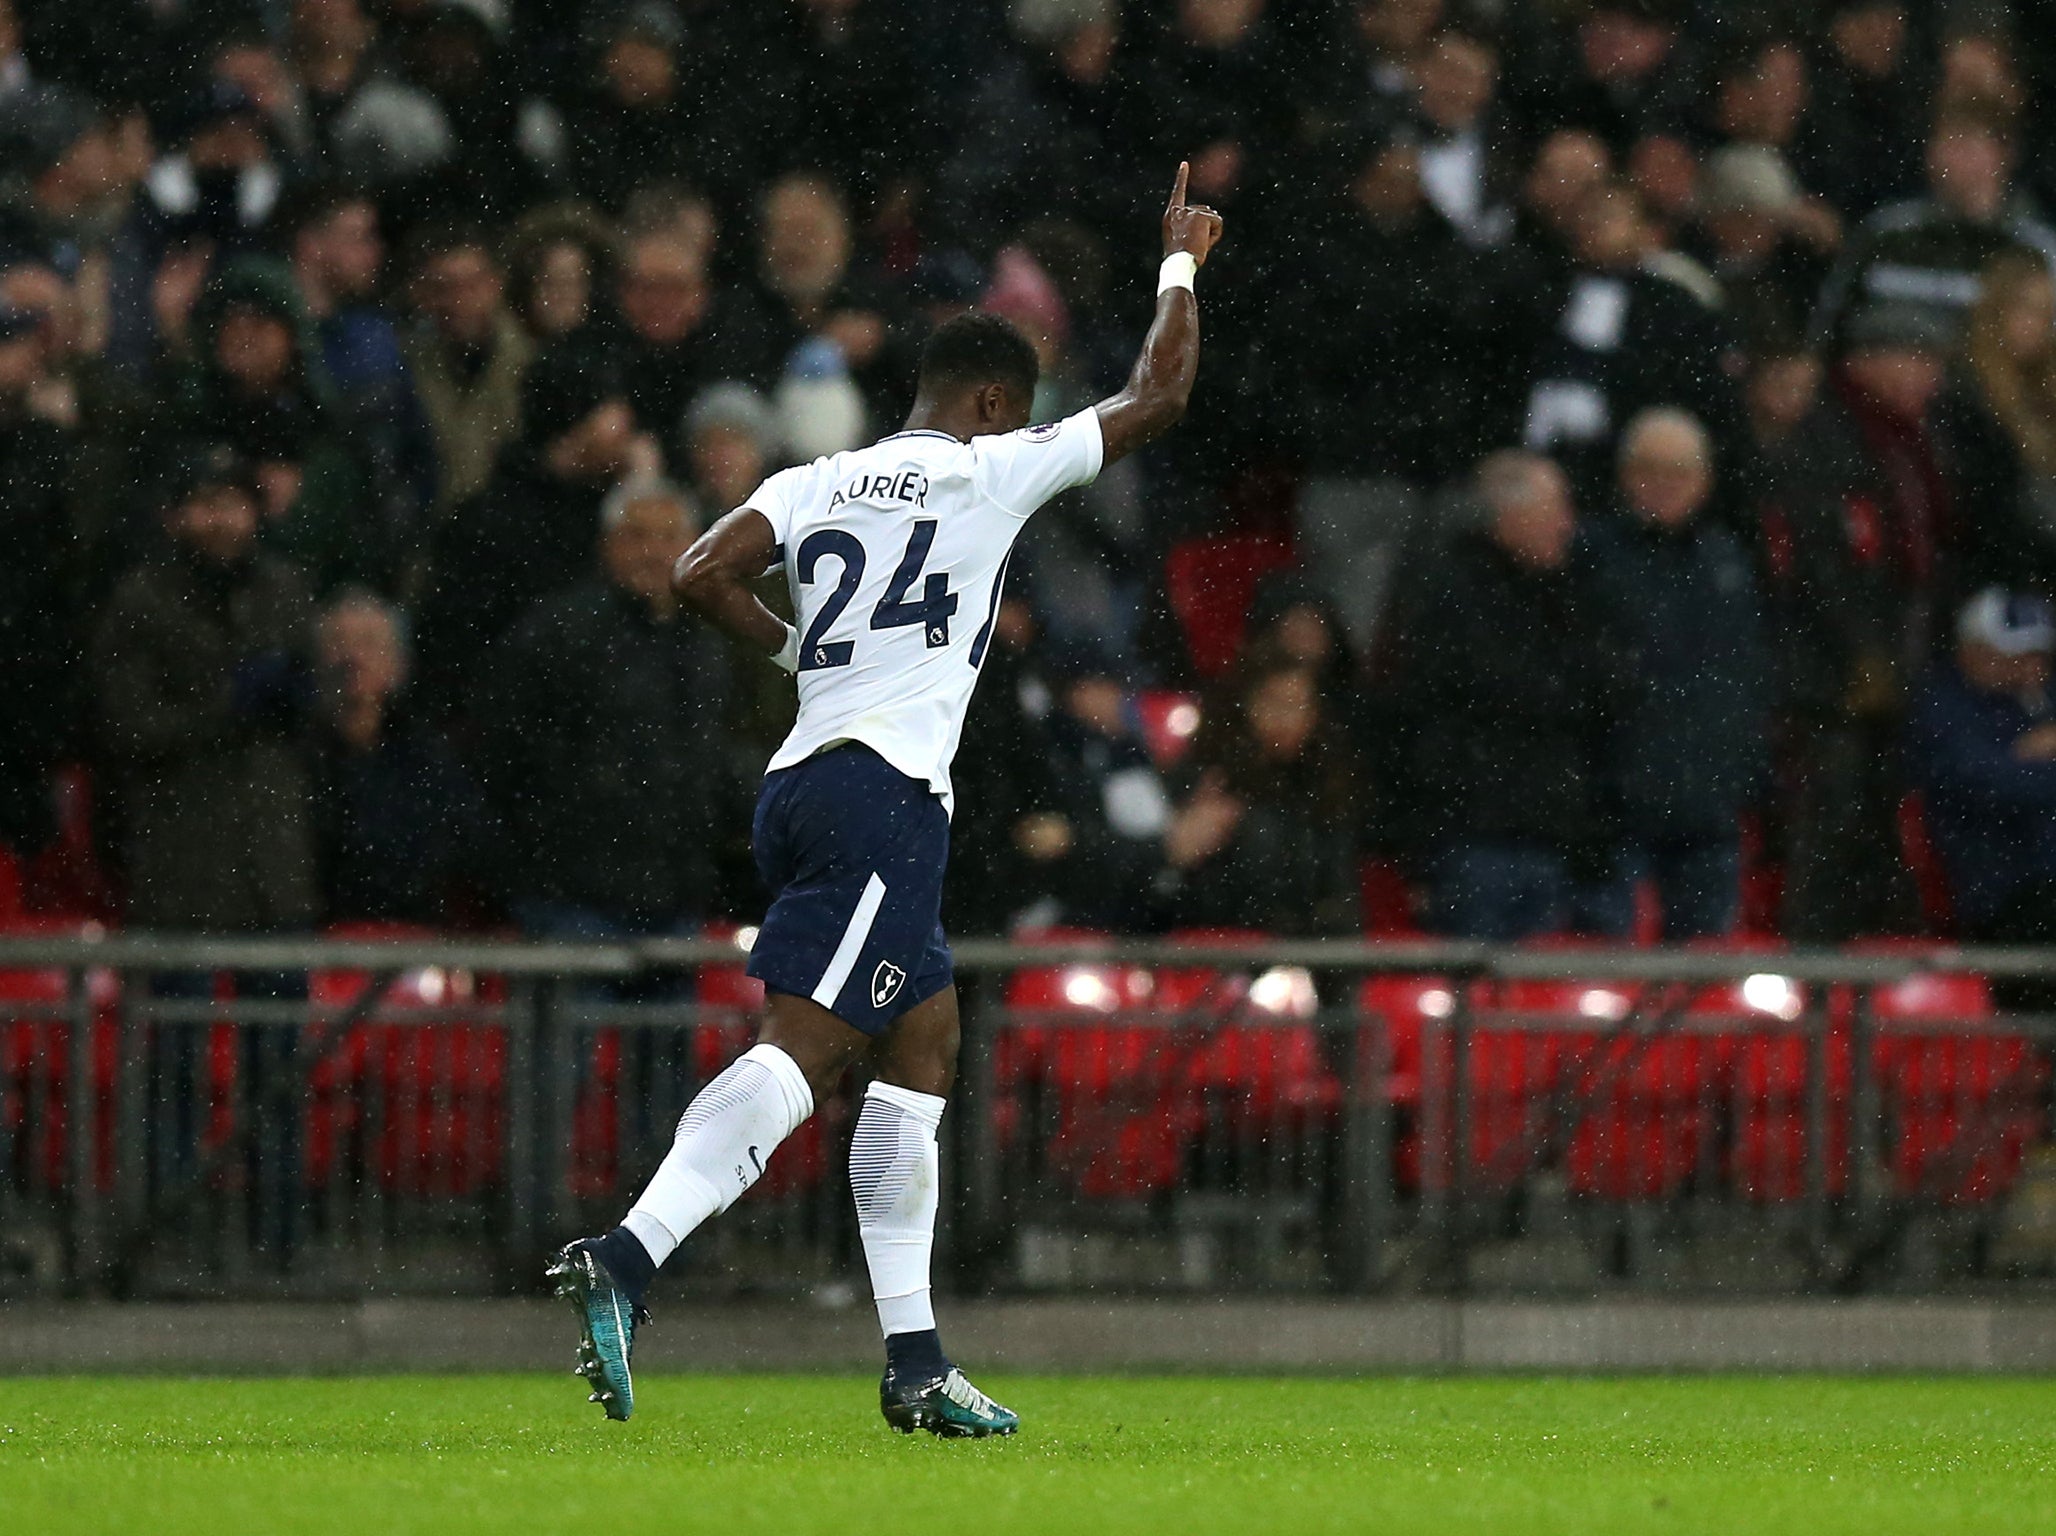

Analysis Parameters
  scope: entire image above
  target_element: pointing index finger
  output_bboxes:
[1171,160,1189,209]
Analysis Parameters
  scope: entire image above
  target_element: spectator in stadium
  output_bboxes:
[1327,0,1446,120]
[0,302,74,853]
[1508,128,1612,282]
[1906,589,2056,955]
[1155,658,1361,936]
[1954,249,2056,593]
[1131,0,1285,218]
[1243,569,1356,701]
[479,476,734,941]
[1541,0,1703,150]
[561,0,747,213]
[383,0,537,222]
[402,224,535,514]
[1583,408,1767,940]
[1812,96,2056,351]
[614,227,775,446]
[1284,113,1483,653]
[678,382,776,520]
[1030,640,1174,932]
[1393,451,1626,940]
[1517,177,1738,506]
[507,202,613,344]
[159,256,398,595]
[755,0,930,213]
[1804,0,1930,220]
[287,0,455,187]
[1412,25,1518,249]
[413,339,656,714]
[1685,145,1840,347]
[140,79,283,261]
[91,442,319,933]
[754,174,890,416]
[934,0,1136,258]
[279,181,437,527]
[311,587,477,925]
[1768,301,1956,938]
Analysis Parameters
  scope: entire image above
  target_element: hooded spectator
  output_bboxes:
[507,201,613,343]
[160,256,395,594]
[91,442,319,931]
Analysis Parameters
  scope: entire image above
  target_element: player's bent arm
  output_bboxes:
[1094,287,1200,469]
[673,508,796,665]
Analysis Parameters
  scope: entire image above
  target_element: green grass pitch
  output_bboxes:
[4,1374,2053,1535]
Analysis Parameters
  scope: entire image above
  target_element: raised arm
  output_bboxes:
[1094,161,1226,469]
[673,507,800,671]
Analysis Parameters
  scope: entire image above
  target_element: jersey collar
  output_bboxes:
[881,429,963,444]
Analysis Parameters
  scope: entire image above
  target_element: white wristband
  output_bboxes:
[771,623,800,674]
[1157,252,1197,295]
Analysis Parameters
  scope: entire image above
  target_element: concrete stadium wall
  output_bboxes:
[6,1299,2056,1374]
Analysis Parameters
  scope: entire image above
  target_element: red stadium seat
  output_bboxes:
[1159,930,1338,1122]
[0,917,118,1195]
[1355,974,1460,1190]
[305,922,504,1198]
[1164,534,1295,679]
[1863,958,2039,1202]
[1002,930,1184,1199]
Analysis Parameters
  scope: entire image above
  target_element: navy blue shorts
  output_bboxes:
[746,743,953,1035]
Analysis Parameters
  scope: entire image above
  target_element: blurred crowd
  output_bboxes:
[4,0,2056,949]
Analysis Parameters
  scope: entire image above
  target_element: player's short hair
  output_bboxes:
[916,312,1040,402]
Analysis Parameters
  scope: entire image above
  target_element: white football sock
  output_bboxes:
[624,1042,814,1265]
[850,1079,945,1338]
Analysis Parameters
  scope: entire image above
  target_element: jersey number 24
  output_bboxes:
[795,521,960,671]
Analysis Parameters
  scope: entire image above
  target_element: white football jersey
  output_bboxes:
[749,408,1104,814]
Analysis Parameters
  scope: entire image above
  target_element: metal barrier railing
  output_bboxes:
[4,934,2055,1299]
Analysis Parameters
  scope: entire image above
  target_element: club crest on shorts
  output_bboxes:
[871,960,907,1008]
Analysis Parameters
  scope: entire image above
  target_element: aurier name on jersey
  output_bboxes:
[748,408,1104,816]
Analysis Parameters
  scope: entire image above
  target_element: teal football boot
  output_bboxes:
[880,1364,1020,1438]
[547,1241,647,1421]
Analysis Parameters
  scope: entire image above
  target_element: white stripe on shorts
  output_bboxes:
[812,873,888,1010]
